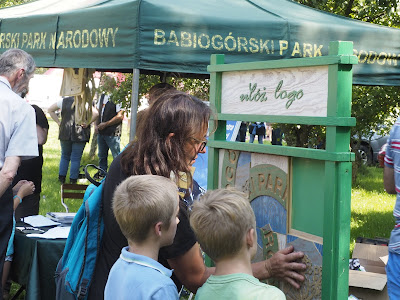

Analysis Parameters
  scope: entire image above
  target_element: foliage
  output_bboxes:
[285,0,400,162]
[98,73,210,113]
[0,0,31,8]
[295,0,400,26]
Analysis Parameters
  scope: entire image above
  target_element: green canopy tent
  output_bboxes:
[1,0,400,136]
[1,0,399,84]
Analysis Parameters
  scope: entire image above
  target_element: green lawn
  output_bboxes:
[350,166,395,252]
[39,117,130,214]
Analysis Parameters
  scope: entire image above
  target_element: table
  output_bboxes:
[10,228,66,300]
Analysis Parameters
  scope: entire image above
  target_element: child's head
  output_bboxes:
[190,188,257,262]
[112,175,179,246]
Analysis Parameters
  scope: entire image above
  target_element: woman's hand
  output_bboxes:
[264,245,306,289]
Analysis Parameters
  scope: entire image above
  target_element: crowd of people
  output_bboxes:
[0,47,399,300]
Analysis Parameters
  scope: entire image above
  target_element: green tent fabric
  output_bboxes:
[0,0,400,86]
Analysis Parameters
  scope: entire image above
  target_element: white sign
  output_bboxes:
[221,65,328,117]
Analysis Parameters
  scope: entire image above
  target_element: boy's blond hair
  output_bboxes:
[112,175,178,243]
[190,188,256,261]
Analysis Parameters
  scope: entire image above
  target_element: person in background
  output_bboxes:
[2,180,35,299]
[235,122,248,142]
[271,127,283,146]
[191,188,286,300]
[48,97,98,184]
[104,175,180,300]
[88,90,305,300]
[0,48,37,296]
[94,93,124,178]
[249,122,266,144]
[383,118,400,300]
[13,104,49,220]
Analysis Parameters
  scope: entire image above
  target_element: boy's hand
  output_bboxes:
[18,181,35,198]
[265,245,306,289]
[12,180,29,194]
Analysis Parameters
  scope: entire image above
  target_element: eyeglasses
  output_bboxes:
[192,138,207,152]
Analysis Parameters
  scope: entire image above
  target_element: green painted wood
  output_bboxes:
[208,54,225,192]
[207,55,357,73]
[208,140,354,162]
[337,162,352,300]
[322,161,338,300]
[322,41,353,300]
[291,158,324,237]
[208,41,354,299]
[214,114,356,126]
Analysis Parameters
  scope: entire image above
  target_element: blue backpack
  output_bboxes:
[55,167,105,300]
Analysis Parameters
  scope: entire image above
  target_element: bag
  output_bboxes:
[55,166,105,300]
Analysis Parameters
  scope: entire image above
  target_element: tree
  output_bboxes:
[286,0,400,162]
[99,73,210,114]
[0,0,31,8]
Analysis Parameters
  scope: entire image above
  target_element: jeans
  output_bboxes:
[249,134,264,144]
[98,134,120,174]
[387,251,400,299]
[59,140,86,180]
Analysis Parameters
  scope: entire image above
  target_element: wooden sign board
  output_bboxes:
[208,41,356,300]
[221,66,328,117]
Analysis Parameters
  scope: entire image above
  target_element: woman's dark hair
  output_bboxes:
[121,90,212,179]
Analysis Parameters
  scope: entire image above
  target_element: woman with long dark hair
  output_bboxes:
[89,90,305,299]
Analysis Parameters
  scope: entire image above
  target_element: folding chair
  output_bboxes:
[61,183,88,213]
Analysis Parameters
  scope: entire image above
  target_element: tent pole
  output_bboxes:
[129,68,140,142]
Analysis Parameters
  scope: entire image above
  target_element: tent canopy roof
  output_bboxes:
[0,0,399,85]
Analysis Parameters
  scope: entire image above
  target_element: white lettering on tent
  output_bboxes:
[152,28,400,66]
[0,27,118,51]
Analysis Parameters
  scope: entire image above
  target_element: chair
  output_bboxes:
[61,183,88,213]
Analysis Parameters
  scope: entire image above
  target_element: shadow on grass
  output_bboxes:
[353,166,385,193]
[350,210,394,244]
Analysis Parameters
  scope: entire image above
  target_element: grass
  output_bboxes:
[38,117,130,214]
[350,166,395,252]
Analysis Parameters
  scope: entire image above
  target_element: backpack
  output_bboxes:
[55,166,105,300]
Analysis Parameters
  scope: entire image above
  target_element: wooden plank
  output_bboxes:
[215,113,356,126]
[62,192,85,199]
[207,55,356,73]
[289,229,323,245]
[221,65,329,117]
[208,140,354,162]
[62,184,88,190]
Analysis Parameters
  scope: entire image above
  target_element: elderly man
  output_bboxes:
[0,48,38,295]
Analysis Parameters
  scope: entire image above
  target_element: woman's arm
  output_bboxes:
[169,243,306,292]
[167,242,215,293]
[47,102,61,126]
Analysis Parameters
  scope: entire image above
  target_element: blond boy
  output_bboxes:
[190,188,286,300]
[104,175,180,300]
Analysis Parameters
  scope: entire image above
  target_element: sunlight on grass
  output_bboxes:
[39,117,130,214]
[350,166,396,253]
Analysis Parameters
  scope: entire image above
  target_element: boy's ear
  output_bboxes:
[246,228,256,248]
[154,222,163,237]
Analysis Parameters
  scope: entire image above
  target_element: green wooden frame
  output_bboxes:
[207,41,356,300]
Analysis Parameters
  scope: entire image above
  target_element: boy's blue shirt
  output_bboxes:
[104,247,178,300]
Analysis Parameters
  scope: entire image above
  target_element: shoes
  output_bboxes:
[58,175,66,184]
[93,172,105,181]
[70,178,78,184]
